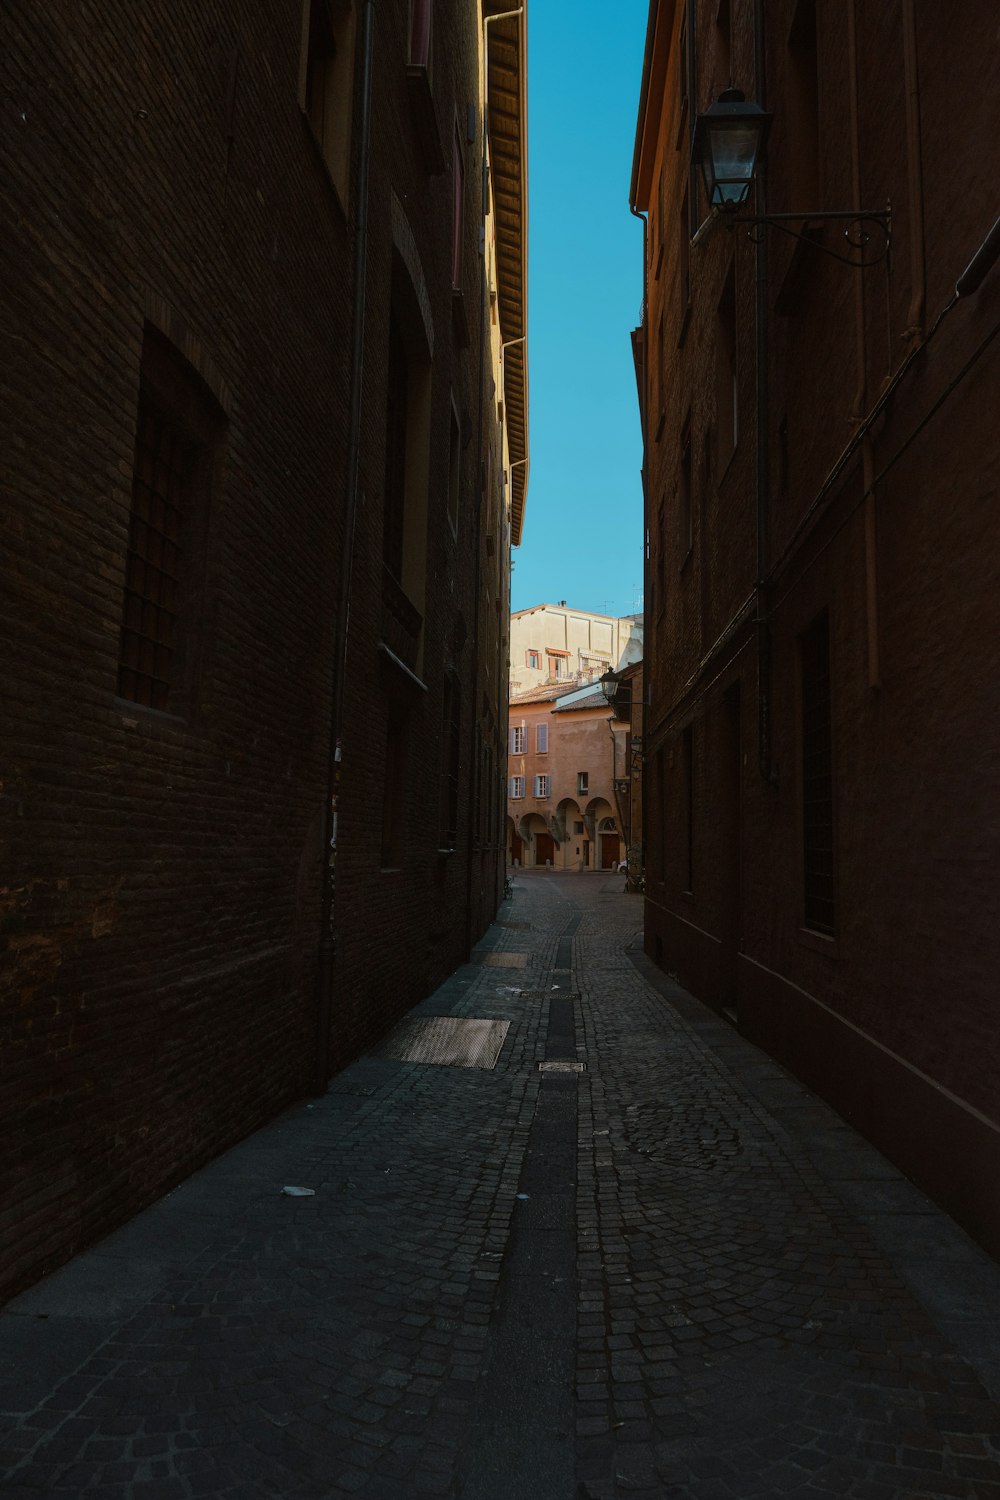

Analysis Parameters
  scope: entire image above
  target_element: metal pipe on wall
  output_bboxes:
[314,0,376,1093]
[847,0,881,688]
[901,0,926,347]
[753,0,775,783]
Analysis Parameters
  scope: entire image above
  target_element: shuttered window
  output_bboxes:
[536,723,548,753]
[534,774,550,797]
[510,725,526,754]
[509,776,525,799]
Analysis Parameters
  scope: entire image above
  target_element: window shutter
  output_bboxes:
[537,723,548,753]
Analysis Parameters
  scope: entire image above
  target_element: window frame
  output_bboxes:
[116,328,224,719]
[299,0,357,211]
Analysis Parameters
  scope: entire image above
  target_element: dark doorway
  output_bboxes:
[510,832,524,865]
[600,834,620,869]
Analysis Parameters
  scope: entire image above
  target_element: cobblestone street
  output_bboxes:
[2,872,999,1499]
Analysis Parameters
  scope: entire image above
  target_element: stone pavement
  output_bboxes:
[2,871,1000,1499]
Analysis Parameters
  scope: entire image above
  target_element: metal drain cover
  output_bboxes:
[538,1060,586,1073]
[372,1016,510,1069]
[512,990,581,1002]
[473,951,528,968]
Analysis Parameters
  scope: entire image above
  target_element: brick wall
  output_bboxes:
[1,0,513,1300]
[635,0,1000,1250]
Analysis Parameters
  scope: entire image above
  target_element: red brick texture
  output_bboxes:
[1,1,512,1299]
[634,1,1000,1252]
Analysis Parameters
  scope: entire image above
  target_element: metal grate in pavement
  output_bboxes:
[472,951,528,968]
[370,1016,510,1070]
[538,1060,585,1073]
[509,990,581,1002]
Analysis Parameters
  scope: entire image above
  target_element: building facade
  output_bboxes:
[1,0,527,1301]
[509,602,642,696]
[632,1,1000,1252]
[506,683,626,872]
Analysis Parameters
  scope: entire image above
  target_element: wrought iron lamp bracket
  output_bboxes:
[726,208,892,267]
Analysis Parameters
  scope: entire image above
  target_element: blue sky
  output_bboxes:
[511,1,648,618]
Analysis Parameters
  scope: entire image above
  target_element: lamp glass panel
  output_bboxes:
[705,120,761,205]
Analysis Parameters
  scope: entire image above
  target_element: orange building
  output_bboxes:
[506,682,628,872]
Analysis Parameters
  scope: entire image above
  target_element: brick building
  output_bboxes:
[631,0,1000,1251]
[1,0,527,1300]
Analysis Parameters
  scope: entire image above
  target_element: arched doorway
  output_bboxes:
[507,815,523,866]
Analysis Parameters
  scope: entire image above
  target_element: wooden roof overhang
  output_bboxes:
[630,0,677,213]
[485,2,529,546]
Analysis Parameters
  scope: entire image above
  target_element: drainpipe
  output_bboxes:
[901,0,925,348]
[314,0,376,1093]
[847,0,880,688]
[752,0,775,783]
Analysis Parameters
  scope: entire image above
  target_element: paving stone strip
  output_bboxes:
[1,871,998,1500]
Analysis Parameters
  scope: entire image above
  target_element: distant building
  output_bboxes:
[509,602,642,697]
[631,0,1000,1254]
[506,681,627,872]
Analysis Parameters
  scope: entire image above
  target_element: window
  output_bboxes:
[577,771,589,796]
[656,310,665,433]
[679,188,690,314]
[678,13,689,120]
[383,318,409,581]
[509,775,525,799]
[117,328,223,714]
[409,0,431,68]
[682,724,694,892]
[381,701,407,869]
[654,169,665,279]
[716,0,732,91]
[536,723,548,754]
[788,0,820,211]
[382,252,432,629]
[300,0,356,207]
[510,725,526,754]
[534,774,551,798]
[574,821,584,835]
[716,262,737,473]
[438,673,461,849]
[527,649,541,669]
[447,399,460,536]
[679,418,692,559]
[451,126,464,289]
[800,612,835,935]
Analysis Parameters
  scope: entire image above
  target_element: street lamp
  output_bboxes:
[598,668,618,705]
[693,89,771,210]
[693,89,891,266]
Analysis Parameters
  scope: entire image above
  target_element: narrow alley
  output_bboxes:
[2,872,998,1500]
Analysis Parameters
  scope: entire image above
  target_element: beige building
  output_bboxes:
[506,681,628,871]
[509,602,642,697]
